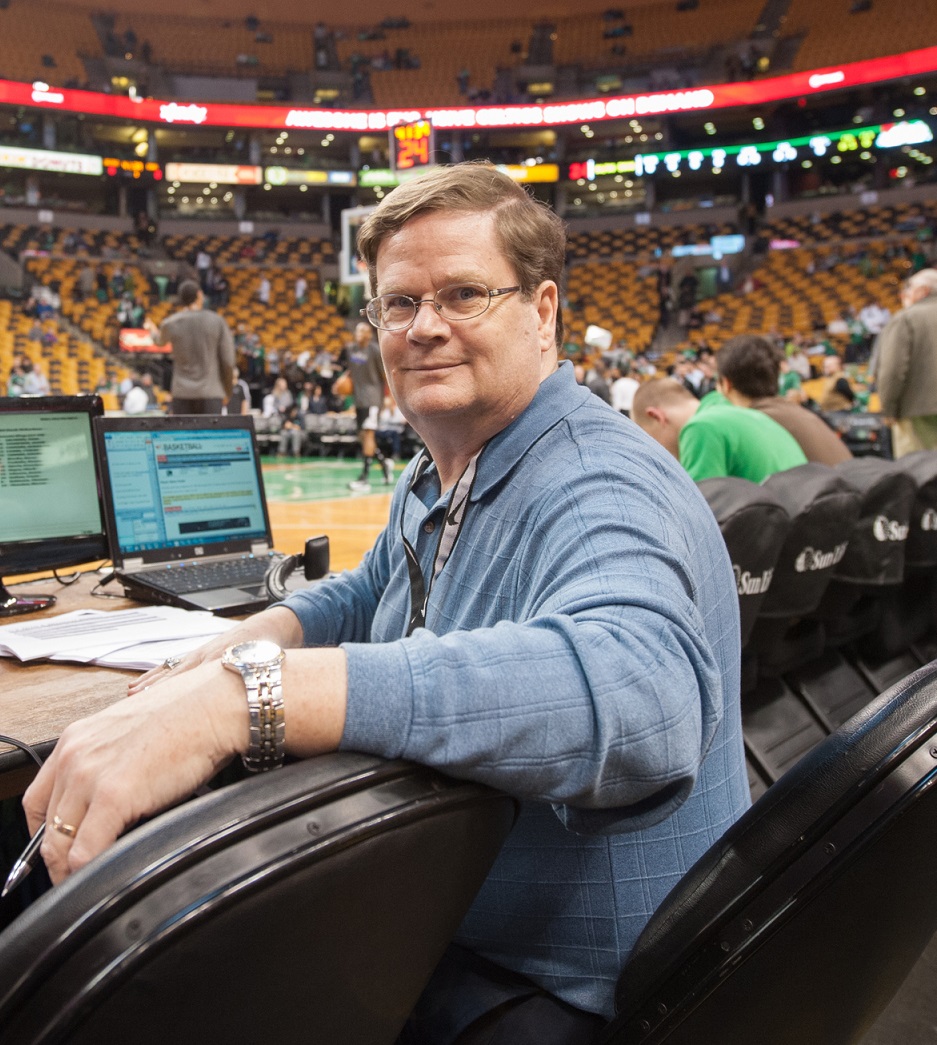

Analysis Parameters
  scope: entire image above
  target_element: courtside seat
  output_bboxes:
[696,477,791,650]
[318,414,359,457]
[603,660,937,1045]
[739,465,862,783]
[809,458,916,648]
[747,464,862,676]
[781,459,917,732]
[0,755,516,1045]
[878,450,937,664]
[302,412,331,456]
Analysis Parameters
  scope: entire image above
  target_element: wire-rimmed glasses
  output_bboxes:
[361,282,520,331]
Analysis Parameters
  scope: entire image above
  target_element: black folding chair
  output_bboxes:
[0,754,517,1045]
[603,660,937,1045]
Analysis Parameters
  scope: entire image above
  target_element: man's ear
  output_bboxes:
[534,281,559,353]
[645,405,669,425]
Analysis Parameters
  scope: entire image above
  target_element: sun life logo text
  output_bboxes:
[872,515,909,542]
[734,565,774,595]
[794,542,847,572]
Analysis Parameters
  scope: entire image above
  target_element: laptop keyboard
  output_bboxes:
[146,556,275,595]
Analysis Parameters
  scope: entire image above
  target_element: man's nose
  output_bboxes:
[408,299,448,338]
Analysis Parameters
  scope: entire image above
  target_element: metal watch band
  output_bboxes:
[241,664,285,772]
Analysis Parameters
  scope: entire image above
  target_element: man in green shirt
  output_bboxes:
[631,377,807,482]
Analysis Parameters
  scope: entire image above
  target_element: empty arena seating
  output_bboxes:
[785,0,937,72]
[0,0,100,86]
[564,260,659,352]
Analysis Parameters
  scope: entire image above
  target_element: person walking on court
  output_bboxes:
[145,280,235,415]
[344,320,394,490]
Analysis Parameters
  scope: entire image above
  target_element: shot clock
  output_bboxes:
[390,119,434,173]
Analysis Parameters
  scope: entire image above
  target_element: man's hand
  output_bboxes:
[24,661,247,884]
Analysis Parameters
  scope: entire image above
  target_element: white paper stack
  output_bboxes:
[0,606,235,671]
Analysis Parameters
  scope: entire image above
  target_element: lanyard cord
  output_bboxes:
[402,447,483,636]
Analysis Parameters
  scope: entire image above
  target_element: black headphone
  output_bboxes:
[264,535,331,602]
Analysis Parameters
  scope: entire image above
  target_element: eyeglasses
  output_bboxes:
[361,282,521,331]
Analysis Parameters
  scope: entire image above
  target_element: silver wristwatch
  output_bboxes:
[222,639,286,772]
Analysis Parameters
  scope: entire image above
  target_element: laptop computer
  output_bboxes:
[94,414,282,616]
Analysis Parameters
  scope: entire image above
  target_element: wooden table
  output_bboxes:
[0,573,146,798]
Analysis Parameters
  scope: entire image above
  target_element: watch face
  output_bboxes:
[223,639,284,669]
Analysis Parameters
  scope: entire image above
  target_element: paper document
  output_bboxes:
[0,606,234,670]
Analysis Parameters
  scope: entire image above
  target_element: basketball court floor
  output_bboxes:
[262,456,401,571]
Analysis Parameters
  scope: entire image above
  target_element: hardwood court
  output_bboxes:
[262,458,399,571]
[268,490,394,571]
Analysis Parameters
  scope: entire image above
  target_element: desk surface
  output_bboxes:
[0,573,144,795]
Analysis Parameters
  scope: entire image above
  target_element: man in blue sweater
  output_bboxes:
[26,164,749,1044]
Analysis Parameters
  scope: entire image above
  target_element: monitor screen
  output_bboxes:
[0,395,107,616]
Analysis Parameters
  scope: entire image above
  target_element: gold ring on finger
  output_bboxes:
[51,814,79,838]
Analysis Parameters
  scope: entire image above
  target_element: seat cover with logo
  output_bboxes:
[756,463,862,618]
[894,449,937,571]
[698,477,790,647]
[831,457,917,586]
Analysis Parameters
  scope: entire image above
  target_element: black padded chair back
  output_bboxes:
[756,463,861,619]
[807,458,917,646]
[828,457,916,587]
[697,477,790,647]
[0,754,517,1045]
[603,661,937,1045]
[895,449,937,571]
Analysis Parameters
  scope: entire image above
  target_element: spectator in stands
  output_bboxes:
[609,361,640,415]
[631,376,807,481]
[874,268,937,457]
[21,357,50,396]
[258,275,271,307]
[234,323,263,382]
[195,247,212,291]
[695,347,718,397]
[276,401,306,457]
[5,354,26,396]
[123,372,160,414]
[715,334,852,465]
[376,393,408,459]
[679,350,707,398]
[262,375,293,419]
[207,268,229,308]
[858,300,890,342]
[777,354,805,404]
[817,353,856,413]
[144,280,235,415]
[26,163,747,1041]
[676,270,698,329]
[225,365,251,416]
[583,357,612,405]
[76,263,95,302]
[110,265,126,298]
[295,274,308,306]
[784,336,813,381]
[298,379,327,417]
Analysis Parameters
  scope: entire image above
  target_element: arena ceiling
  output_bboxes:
[51,0,678,26]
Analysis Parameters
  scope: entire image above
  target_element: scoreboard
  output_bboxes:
[390,119,434,173]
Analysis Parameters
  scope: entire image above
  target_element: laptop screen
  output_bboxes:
[95,415,273,564]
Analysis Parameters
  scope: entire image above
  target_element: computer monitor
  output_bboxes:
[0,394,108,616]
